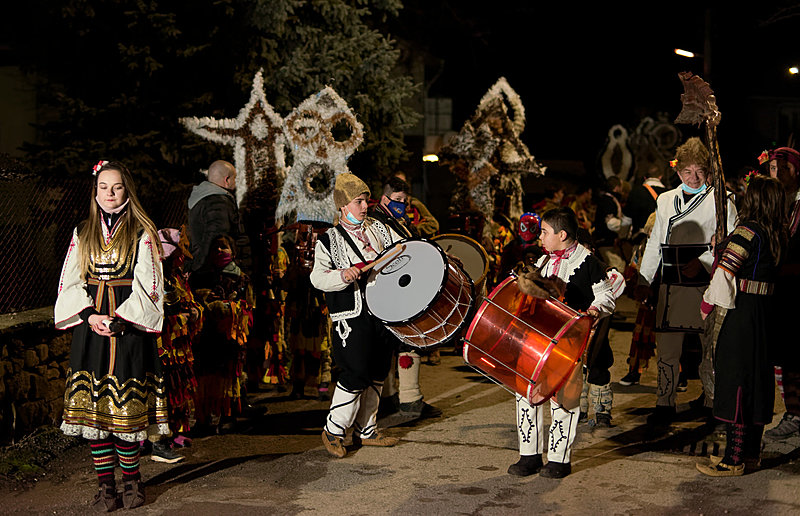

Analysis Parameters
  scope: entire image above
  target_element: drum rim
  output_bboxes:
[431,232,490,284]
[363,237,450,324]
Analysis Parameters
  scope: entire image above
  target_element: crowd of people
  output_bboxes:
[53,136,800,508]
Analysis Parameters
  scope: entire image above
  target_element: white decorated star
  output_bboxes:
[180,69,286,206]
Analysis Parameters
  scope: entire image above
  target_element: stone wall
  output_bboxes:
[0,307,68,444]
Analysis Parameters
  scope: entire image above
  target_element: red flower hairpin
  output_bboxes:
[756,150,770,165]
[92,160,109,176]
[669,159,678,168]
[744,169,759,186]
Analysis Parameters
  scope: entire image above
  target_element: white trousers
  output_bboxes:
[325,380,384,438]
[516,360,582,463]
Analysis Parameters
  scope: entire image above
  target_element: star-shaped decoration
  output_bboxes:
[180,69,286,206]
[276,86,364,224]
[440,77,545,224]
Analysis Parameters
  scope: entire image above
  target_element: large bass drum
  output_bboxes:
[431,233,490,297]
[463,276,592,405]
[364,239,474,349]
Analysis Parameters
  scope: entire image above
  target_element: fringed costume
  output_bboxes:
[192,261,254,428]
[157,253,203,435]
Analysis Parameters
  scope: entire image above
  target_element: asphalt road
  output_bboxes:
[2,297,799,515]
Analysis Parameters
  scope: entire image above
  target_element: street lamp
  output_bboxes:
[674,48,697,58]
[789,67,799,75]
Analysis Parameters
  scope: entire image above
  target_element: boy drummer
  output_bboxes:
[310,173,404,458]
[509,207,616,478]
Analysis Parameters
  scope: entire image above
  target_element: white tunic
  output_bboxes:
[639,186,737,332]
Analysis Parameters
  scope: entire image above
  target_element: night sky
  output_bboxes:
[393,2,800,175]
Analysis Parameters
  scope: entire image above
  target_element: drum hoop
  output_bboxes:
[431,233,490,284]
[364,237,449,324]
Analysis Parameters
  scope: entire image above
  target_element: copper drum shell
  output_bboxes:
[463,276,592,405]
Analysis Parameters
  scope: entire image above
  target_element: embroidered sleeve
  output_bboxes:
[310,236,350,292]
[703,266,736,310]
[115,232,165,333]
[718,226,756,276]
[54,228,94,329]
[587,259,616,314]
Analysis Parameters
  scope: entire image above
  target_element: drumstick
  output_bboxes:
[359,244,407,274]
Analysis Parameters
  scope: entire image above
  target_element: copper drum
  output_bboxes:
[431,233,490,297]
[364,239,475,349]
[463,276,592,405]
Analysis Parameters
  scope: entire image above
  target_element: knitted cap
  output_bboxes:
[333,173,370,209]
[673,137,710,172]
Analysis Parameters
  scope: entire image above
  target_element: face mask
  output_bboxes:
[212,250,233,268]
[387,199,407,218]
[680,183,707,195]
[344,208,364,226]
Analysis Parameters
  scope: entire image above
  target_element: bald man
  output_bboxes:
[187,160,245,285]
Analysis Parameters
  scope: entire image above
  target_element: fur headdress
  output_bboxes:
[672,137,709,172]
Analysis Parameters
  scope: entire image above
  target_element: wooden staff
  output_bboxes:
[674,71,729,247]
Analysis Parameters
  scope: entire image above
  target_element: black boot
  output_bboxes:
[540,461,572,478]
[507,454,543,476]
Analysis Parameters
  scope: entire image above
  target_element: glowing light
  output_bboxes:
[790,67,799,75]
[422,154,439,162]
[674,48,695,58]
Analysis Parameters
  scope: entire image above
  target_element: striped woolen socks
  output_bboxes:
[89,438,116,486]
[114,438,142,482]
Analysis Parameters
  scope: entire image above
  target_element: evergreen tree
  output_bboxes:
[12,0,418,188]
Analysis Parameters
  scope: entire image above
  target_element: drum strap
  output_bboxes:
[335,225,368,264]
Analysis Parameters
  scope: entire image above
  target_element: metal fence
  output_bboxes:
[0,174,191,314]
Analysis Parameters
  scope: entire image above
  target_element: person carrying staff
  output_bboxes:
[311,173,404,458]
[635,137,737,425]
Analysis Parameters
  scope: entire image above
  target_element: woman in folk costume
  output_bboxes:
[54,161,165,510]
[311,173,403,458]
[696,174,787,476]
[636,137,737,424]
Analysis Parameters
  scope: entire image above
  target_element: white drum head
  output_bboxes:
[432,235,488,284]
[365,240,447,323]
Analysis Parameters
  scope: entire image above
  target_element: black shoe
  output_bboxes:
[647,405,676,426]
[151,440,185,464]
[399,399,442,419]
[378,393,400,417]
[593,413,612,428]
[578,411,588,423]
[676,374,688,392]
[618,371,640,386]
[507,454,543,476]
[540,461,571,478]
[689,392,707,410]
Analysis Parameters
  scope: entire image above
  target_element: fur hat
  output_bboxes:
[673,137,710,172]
[333,173,370,209]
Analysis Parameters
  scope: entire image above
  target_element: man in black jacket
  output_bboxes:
[187,160,248,288]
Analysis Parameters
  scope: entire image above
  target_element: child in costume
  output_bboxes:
[508,207,616,478]
[152,227,203,460]
[310,173,403,458]
[55,161,165,510]
[192,234,254,434]
[696,174,787,476]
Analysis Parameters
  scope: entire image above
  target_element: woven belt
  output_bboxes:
[737,278,774,296]
[87,278,134,375]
